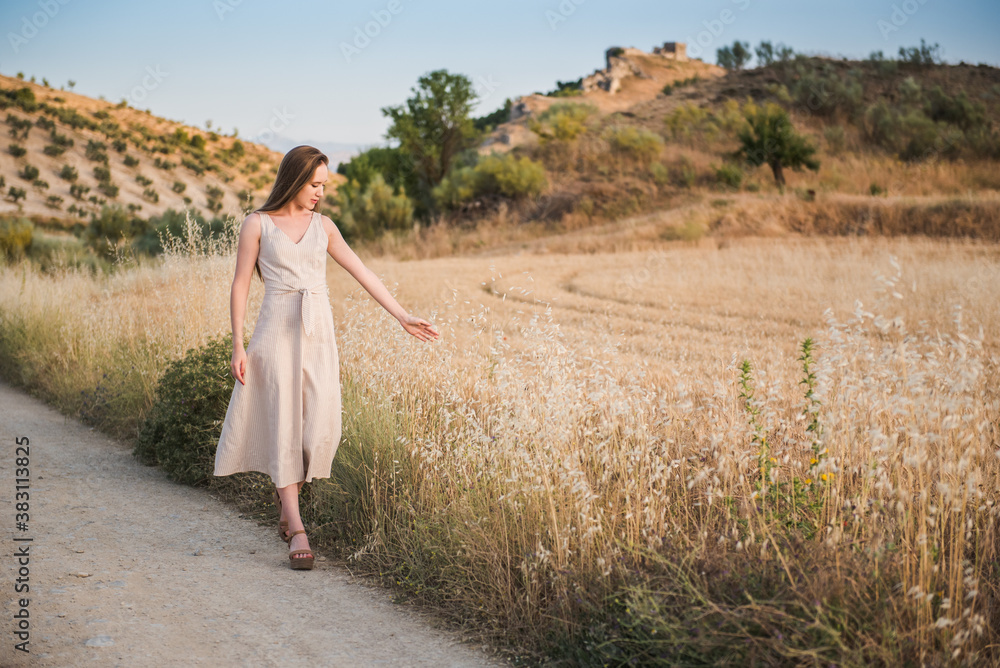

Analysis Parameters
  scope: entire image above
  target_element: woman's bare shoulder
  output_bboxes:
[319,214,343,237]
[241,211,263,231]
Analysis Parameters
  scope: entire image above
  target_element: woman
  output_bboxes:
[213,145,439,570]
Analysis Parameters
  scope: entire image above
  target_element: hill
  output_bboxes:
[0,73,344,232]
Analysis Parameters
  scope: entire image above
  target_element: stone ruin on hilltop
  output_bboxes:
[581,41,690,94]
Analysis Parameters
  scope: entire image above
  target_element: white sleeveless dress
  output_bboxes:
[213,210,341,488]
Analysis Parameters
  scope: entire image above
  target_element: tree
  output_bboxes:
[735,102,820,186]
[755,41,774,67]
[380,69,479,210]
[717,40,751,71]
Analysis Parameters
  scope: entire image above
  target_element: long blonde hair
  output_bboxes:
[252,145,329,281]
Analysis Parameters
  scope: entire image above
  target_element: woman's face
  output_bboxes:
[296,162,328,211]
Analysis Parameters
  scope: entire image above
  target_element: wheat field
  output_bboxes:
[1,220,998,663]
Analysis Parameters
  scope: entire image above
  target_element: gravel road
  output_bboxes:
[0,380,502,667]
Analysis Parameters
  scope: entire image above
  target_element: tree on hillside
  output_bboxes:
[717,41,751,71]
[380,69,479,210]
[735,102,819,186]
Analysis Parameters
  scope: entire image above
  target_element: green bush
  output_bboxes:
[474,152,547,199]
[18,164,39,181]
[607,126,664,165]
[49,129,73,147]
[143,187,159,203]
[7,143,26,158]
[135,333,237,485]
[85,139,109,163]
[97,181,119,198]
[135,174,153,186]
[58,165,78,181]
[123,154,140,167]
[0,216,33,258]
[650,162,670,186]
[336,172,414,241]
[714,163,743,190]
[70,184,89,200]
[433,152,548,209]
[6,187,26,203]
[172,181,187,194]
[923,85,985,131]
[528,102,598,142]
[664,103,720,145]
[42,144,65,157]
[93,165,111,182]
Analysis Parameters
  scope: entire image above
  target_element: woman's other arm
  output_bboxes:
[229,213,262,383]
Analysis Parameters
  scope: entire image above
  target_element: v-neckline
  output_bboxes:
[266,211,314,246]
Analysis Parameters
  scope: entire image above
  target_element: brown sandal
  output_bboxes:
[285,529,315,570]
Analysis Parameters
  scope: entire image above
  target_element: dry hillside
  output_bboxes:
[0,74,344,231]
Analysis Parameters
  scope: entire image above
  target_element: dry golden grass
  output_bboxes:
[1,220,998,663]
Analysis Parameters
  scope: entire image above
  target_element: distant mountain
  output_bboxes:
[262,136,366,170]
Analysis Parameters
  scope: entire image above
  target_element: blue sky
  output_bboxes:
[1,0,997,161]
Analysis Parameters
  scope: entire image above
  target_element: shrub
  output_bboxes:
[124,154,140,167]
[112,138,128,153]
[664,103,720,145]
[34,116,54,130]
[135,174,153,186]
[135,333,236,485]
[93,165,111,182]
[85,140,109,163]
[42,144,66,157]
[6,187,26,203]
[97,181,119,198]
[45,194,63,209]
[650,162,670,186]
[58,165,77,181]
[606,126,665,165]
[182,158,205,176]
[433,152,548,209]
[143,187,159,203]
[714,163,743,190]
[528,102,598,142]
[787,61,863,119]
[923,85,985,131]
[32,179,49,190]
[85,204,141,255]
[474,152,547,199]
[69,183,90,200]
[49,129,73,147]
[18,164,39,181]
[172,181,187,194]
[0,216,33,257]
[672,157,697,188]
[7,143,26,158]
[336,173,414,241]
[823,125,847,153]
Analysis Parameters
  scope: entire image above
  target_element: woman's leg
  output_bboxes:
[276,481,311,561]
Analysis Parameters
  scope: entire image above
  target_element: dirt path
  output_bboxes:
[0,380,503,667]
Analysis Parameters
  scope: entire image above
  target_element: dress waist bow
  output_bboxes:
[265,279,329,337]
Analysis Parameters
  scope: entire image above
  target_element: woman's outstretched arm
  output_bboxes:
[321,215,439,342]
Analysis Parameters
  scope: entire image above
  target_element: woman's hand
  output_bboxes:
[399,314,440,342]
[231,347,248,385]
